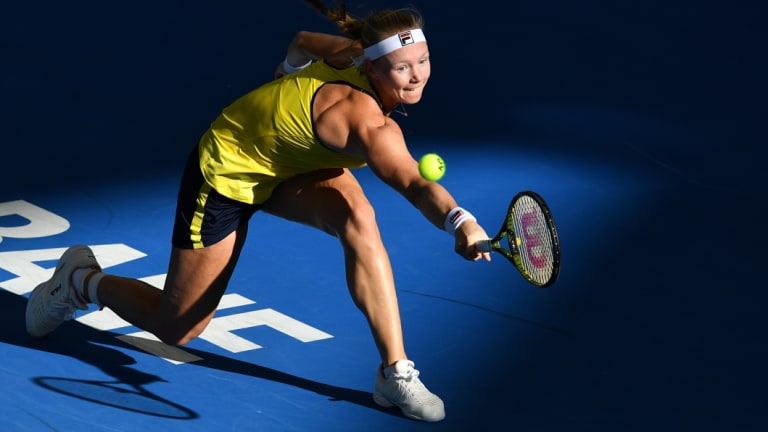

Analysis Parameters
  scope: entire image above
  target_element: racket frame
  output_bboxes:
[487,191,561,287]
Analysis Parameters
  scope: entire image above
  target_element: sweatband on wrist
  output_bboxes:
[364,28,427,60]
[444,207,476,235]
[283,57,312,74]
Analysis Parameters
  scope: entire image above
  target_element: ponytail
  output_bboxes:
[302,1,424,49]
[302,0,365,39]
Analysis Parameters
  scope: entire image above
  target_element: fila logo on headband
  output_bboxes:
[398,31,415,46]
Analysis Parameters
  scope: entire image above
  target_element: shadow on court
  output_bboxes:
[0,290,399,420]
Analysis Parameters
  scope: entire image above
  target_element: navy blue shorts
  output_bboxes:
[171,145,260,249]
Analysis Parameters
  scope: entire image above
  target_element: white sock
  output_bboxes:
[72,268,105,305]
[72,268,93,301]
[87,272,106,306]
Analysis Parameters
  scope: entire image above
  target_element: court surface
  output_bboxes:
[1,1,764,431]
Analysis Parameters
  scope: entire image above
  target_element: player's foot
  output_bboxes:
[373,359,446,422]
[25,245,100,338]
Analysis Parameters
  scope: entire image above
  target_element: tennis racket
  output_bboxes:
[477,191,561,287]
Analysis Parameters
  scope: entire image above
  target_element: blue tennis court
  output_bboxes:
[1,1,764,431]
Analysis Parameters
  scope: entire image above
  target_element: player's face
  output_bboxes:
[368,42,431,109]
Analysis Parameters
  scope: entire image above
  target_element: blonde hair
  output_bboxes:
[303,1,424,49]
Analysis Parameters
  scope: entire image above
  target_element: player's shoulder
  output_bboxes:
[320,83,385,123]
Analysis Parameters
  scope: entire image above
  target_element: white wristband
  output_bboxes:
[283,57,312,74]
[444,207,476,235]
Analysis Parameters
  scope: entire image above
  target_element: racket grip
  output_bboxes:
[476,239,492,253]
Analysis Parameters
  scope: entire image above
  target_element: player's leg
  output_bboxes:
[262,168,406,365]
[26,145,251,345]
[97,224,248,345]
[262,168,445,422]
[26,225,247,344]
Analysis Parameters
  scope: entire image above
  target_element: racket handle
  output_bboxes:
[476,239,492,253]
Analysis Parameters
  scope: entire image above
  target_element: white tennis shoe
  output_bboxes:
[25,245,100,338]
[373,359,446,422]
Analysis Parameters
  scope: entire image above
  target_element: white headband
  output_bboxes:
[363,28,426,60]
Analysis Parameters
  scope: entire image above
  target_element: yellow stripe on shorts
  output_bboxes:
[190,182,211,249]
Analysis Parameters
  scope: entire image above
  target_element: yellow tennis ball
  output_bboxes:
[418,153,445,182]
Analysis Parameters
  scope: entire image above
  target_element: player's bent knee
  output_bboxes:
[154,322,208,346]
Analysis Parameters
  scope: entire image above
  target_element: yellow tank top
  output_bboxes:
[198,61,382,204]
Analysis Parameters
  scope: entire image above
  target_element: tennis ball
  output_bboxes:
[418,153,445,182]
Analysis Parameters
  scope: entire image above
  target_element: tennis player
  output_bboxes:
[26,1,490,422]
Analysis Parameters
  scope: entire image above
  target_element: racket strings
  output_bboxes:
[512,196,555,285]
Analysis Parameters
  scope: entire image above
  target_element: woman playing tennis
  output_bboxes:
[26,1,490,422]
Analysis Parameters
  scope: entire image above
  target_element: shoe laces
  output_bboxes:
[389,361,426,400]
[391,362,420,382]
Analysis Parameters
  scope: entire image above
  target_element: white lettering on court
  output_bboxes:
[0,200,69,244]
